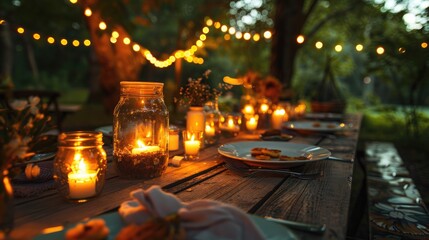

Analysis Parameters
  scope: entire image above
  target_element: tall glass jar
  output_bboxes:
[113,82,169,179]
[53,131,107,202]
[204,97,221,145]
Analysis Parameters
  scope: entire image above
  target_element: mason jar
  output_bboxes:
[53,131,107,202]
[113,82,169,179]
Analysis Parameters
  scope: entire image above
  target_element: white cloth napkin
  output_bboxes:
[118,185,266,240]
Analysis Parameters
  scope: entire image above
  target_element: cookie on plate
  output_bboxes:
[251,147,268,156]
[261,149,281,158]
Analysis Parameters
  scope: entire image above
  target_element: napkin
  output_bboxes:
[119,186,266,240]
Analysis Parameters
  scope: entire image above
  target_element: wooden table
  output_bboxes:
[11,114,361,240]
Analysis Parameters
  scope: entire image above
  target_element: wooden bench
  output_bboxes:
[364,142,429,239]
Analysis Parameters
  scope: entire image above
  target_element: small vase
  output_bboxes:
[186,106,205,132]
[0,170,14,236]
[204,98,221,145]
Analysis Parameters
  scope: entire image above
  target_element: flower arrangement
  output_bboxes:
[175,70,232,108]
[0,96,53,174]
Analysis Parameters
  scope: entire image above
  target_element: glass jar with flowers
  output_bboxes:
[0,96,52,235]
[175,70,232,142]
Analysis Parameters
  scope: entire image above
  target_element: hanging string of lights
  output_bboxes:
[1,0,427,69]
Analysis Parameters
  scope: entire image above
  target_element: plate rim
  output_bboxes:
[283,120,345,132]
[217,141,331,164]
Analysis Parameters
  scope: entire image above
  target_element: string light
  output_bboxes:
[335,44,343,52]
[243,32,251,40]
[33,33,41,40]
[297,35,305,44]
[8,6,427,70]
[98,21,107,30]
[252,34,260,42]
[72,40,80,47]
[356,44,364,51]
[235,32,243,39]
[376,46,385,55]
[123,37,131,45]
[263,31,272,39]
[47,37,55,44]
[84,8,92,17]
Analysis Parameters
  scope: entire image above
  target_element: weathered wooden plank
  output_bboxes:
[10,114,362,240]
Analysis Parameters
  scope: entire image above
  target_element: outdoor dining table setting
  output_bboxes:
[7,95,362,240]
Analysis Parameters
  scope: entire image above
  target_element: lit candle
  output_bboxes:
[242,104,255,115]
[294,102,306,117]
[132,140,160,155]
[272,108,286,129]
[184,134,201,155]
[221,118,239,132]
[260,103,269,114]
[205,124,216,137]
[246,115,258,131]
[68,154,97,199]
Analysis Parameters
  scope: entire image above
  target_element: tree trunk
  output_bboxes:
[270,0,306,92]
[0,23,13,89]
[81,0,144,114]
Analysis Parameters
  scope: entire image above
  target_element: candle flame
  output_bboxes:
[137,139,145,148]
[227,118,234,128]
[71,153,88,174]
[260,103,269,113]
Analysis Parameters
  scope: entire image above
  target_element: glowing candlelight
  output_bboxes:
[260,103,269,114]
[184,133,201,155]
[242,104,255,115]
[272,108,287,129]
[246,115,258,131]
[132,140,160,155]
[205,124,216,137]
[68,153,97,199]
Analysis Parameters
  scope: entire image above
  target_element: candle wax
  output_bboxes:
[68,170,97,199]
[184,140,200,155]
[132,145,160,155]
[205,125,216,137]
[169,134,179,151]
[246,117,258,131]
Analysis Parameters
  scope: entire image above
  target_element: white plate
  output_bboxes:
[218,141,330,168]
[304,112,343,121]
[283,120,346,133]
[34,212,298,240]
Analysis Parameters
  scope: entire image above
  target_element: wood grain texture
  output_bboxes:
[10,114,361,240]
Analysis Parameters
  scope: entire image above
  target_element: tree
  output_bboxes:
[270,0,363,95]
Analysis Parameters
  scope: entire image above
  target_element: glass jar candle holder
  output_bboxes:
[220,113,241,137]
[271,107,288,129]
[53,131,107,202]
[204,113,221,145]
[169,127,180,151]
[113,82,169,179]
[245,114,259,133]
[182,130,203,160]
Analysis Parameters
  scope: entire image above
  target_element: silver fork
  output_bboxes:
[223,161,320,180]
